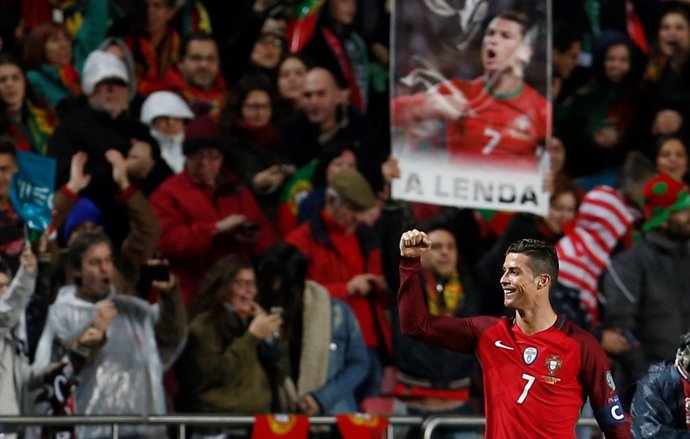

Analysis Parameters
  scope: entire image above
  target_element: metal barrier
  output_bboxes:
[0,415,600,438]
[421,417,600,439]
[0,415,423,439]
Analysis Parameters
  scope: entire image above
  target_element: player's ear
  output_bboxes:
[537,274,550,289]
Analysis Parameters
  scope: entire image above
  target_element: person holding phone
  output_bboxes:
[151,115,276,303]
[33,231,186,439]
[176,256,282,437]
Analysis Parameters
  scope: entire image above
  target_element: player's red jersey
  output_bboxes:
[397,257,631,439]
[392,78,549,169]
[438,78,549,167]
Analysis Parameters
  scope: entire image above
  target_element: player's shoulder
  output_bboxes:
[521,82,548,102]
[557,318,601,351]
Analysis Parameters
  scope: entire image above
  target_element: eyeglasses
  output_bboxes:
[233,279,257,289]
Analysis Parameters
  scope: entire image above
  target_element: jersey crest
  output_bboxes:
[522,347,538,365]
[605,371,616,391]
[542,354,563,384]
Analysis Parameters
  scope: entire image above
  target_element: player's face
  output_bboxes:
[421,229,458,278]
[500,253,540,309]
[481,18,525,74]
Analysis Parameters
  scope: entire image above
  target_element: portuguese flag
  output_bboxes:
[276,161,317,237]
[251,415,309,439]
[287,0,326,53]
[336,414,389,439]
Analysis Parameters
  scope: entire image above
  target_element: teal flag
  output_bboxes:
[9,151,56,236]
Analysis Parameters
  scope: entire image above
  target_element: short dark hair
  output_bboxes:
[553,20,583,53]
[495,10,531,37]
[312,140,358,188]
[67,231,112,272]
[0,137,17,158]
[505,239,558,284]
[181,31,217,59]
[617,151,656,200]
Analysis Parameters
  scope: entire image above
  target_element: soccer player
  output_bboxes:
[398,229,631,439]
[392,10,548,169]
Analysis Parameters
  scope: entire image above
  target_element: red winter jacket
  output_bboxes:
[286,210,392,352]
[151,170,275,303]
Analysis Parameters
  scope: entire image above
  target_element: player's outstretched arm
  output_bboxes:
[398,229,482,353]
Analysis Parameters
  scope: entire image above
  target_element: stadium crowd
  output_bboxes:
[0,0,689,438]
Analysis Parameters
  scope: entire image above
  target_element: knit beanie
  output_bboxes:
[63,198,104,240]
[182,115,224,155]
[639,173,690,231]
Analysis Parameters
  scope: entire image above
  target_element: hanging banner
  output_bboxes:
[391,0,551,215]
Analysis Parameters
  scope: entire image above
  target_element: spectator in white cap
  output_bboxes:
[80,50,131,119]
[140,91,194,173]
[48,50,173,246]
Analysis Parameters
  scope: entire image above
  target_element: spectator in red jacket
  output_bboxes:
[150,115,275,303]
[286,168,391,399]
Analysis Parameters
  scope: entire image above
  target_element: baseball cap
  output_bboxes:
[329,169,376,211]
[81,51,129,95]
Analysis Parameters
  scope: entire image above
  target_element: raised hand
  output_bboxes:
[92,300,118,332]
[20,242,37,274]
[66,151,91,193]
[399,229,432,258]
[126,139,155,180]
[105,149,130,190]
